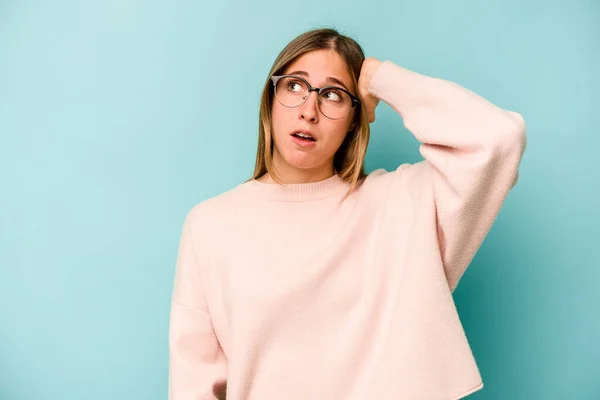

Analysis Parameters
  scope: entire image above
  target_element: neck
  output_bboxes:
[261,154,335,184]
[245,171,349,202]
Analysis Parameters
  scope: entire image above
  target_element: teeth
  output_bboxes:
[297,133,312,139]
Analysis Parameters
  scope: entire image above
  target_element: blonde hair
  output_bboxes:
[250,27,371,197]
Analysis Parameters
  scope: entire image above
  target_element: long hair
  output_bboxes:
[251,27,371,197]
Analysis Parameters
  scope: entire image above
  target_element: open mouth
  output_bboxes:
[291,132,316,142]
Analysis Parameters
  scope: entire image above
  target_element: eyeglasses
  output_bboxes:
[271,75,360,120]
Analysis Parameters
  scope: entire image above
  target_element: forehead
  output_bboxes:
[283,49,352,88]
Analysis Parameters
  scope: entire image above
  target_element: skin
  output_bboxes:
[259,50,382,184]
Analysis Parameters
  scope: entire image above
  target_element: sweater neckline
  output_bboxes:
[241,173,350,202]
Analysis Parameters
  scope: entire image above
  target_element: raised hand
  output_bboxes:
[357,57,383,123]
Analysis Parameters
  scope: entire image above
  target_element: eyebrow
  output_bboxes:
[286,70,351,92]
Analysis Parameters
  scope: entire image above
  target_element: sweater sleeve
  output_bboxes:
[168,212,228,400]
[368,60,527,291]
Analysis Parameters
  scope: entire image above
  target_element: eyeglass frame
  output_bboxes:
[270,74,360,120]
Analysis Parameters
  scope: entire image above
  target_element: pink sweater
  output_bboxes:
[168,60,527,400]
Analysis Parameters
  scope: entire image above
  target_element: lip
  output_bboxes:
[290,134,317,147]
[291,129,317,140]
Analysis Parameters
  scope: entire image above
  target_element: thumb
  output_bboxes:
[366,96,379,123]
[369,108,376,123]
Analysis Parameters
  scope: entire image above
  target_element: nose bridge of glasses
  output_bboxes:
[301,87,321,105]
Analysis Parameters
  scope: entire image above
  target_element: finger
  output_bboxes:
[369,109,376,123]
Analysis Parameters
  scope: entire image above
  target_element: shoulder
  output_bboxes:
[182,181,249,234]
[360,162,430,199]
[351,162,435,224]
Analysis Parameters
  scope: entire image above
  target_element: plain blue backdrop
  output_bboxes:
[1,0,598,399]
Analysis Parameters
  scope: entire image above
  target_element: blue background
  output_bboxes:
[1,0,598,399]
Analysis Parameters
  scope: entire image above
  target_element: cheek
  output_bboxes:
[322,120,352,149]
[271,104,292,139]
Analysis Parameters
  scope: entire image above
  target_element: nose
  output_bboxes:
[299,90,319,122]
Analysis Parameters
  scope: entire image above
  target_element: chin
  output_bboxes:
[284,157,320,171]
[274,141,329,172]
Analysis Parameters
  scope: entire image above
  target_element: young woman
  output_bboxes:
[168,28,526,400]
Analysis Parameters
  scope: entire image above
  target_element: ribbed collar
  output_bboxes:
[240,174,350,202]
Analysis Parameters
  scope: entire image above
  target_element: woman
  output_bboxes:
[168,28,526,400]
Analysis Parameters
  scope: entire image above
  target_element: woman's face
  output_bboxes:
[270,49,357,176]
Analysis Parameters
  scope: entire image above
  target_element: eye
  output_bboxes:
[287,79,305,93]
[321,88,343,102]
